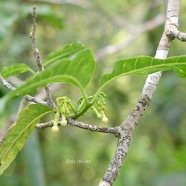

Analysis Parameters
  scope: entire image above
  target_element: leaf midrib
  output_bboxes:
[0,110,52,161]
[100,59,186,88]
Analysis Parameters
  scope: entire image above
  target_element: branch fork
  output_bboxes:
[166,27,186,42]
[99,0,183,185]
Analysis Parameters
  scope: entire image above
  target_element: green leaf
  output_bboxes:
[1,63,35,78]
[0,104,53,175]
[42,42,85,66]
[9,48,96,98]
[99,56,186,89]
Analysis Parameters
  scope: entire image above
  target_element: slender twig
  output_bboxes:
[166,28,186,42]
[35,121,54,129]
[0,75,15,90]
[24,95,47,105]
[30,5,56,109]
[0,74,48,105]
[68,119,119,135]
[99,0,181,185]
[35,119,119,135]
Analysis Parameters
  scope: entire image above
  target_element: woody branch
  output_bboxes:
[99,0,181,185]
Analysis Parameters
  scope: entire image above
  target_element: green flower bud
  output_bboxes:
[51,126,59,132]
[100,110,108,124]
[102,116,108,124]
[52,112,60,132]
[61,114,67,126]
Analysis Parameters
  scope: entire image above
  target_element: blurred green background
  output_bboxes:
[0,0,186,186]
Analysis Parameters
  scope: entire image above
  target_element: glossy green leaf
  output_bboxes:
[1,63,35,78]
[99,56,186,89]
[42,42,85,66]
[0,104,53,175]
[9,48,95,98]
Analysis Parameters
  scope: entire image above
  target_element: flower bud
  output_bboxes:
[100,110,108,124]
[61,114,67,126]
[102,116,108,124]
[52,126,59,132]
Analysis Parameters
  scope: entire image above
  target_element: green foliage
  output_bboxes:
[42,42,85,66]
[0,104,53,175]
[1,63,35,78]
[5,43,186,104]
[8,46,96,99]
[99,56,186,89]
[1,41,186,180]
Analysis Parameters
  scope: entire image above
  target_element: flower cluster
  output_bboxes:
[52,92,108,132]
[52,96,75,132]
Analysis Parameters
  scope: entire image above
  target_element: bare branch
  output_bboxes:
[99,0,181,185]
[30,6,43,72]
[67,119,119,135]
[35,121,54,129]
[166,28,186,42]
[7,77,61,105]
[164,0,186,42]
[0,74,48,105]
[24,95,47,105]
[30,5,56,109]
[36,118,119,136]
[0,7,56,109]
[0,75,15,90]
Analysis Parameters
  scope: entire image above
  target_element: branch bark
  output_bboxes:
[36,119,119,136]
[99,0,180,185]
[30,5,56,109]
[0,75,15,90]
[0,75,47,105]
